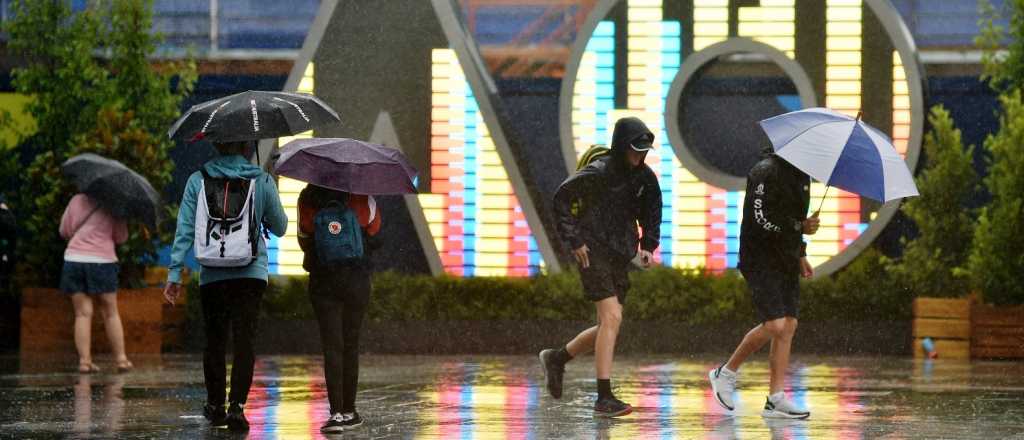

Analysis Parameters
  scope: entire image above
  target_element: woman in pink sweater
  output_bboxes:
[59,193,132,373]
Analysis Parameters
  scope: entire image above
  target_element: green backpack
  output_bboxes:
[576,144,610,171]
[570,145,610,217]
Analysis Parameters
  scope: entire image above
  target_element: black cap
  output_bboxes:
[612,117,655,153]
[629,134,654,152]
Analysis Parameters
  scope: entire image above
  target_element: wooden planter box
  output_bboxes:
[912,297,971,359]
[971,304,1024,359]
[20,286,166,355]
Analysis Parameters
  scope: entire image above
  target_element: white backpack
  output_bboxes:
[194,169,260,267]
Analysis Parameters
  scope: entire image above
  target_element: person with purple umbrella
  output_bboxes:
[298,184,381,433]
[272,136,416,433]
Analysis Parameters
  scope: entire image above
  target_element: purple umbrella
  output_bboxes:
[272,138,418,195]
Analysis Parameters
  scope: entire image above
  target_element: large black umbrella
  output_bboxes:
[62,154,161,231]
[272,138,418,195]
[167,91,341,142]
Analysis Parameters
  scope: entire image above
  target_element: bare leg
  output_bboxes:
[594,297,623,380]
[71,294,95,370]
[97,293,131,369]
[725,324,773,372]
[566,325,598,357]
[768,318,797,395]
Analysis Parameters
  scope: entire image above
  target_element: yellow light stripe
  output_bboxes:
[414,389,440,439]
[276,62,316,275]
[738,0,796,58]
[893,51,910,156]
[693,0,728,50]
[573,51,598,156]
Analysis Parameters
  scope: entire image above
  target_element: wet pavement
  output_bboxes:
[1,354,1022,439]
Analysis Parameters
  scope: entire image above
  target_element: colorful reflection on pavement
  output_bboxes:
[240,358,878,439]
[3,355,1023,439]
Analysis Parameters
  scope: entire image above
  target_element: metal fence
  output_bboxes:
[0,0,1010,53]
[1,0,319,55]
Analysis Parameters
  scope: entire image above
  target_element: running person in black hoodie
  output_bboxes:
[539,117,662,417]
[708,147,820,419]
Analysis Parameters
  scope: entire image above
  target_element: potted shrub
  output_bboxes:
[887,105,978,359]
[965,91,1024,359]
[965,0,1024,360]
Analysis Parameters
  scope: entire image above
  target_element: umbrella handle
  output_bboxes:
[814,185,830,218]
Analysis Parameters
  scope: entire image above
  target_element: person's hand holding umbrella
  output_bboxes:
[802,213,821,235]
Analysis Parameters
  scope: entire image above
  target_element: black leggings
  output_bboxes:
[200,278,266,406]
[309,266,371,414]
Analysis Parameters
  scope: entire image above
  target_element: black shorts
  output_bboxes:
[742,269,799,322]
[579,248,631,305]
[60,261,119,295]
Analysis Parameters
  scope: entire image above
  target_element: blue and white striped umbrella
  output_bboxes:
[759,107,919,203]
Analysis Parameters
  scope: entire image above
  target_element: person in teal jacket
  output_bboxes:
[163,141,287,432]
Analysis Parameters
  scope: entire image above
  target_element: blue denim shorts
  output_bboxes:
[60,262,119,295]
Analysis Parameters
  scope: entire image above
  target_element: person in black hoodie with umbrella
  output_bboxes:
[538,117,662,417]
[707,147,820,419]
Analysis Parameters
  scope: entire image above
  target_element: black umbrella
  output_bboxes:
[167,91,341,142]
[62,154,161,231]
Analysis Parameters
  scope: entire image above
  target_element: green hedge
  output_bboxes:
[186,248,911,324]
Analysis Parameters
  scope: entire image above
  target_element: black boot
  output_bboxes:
[203,404,227,427]
[226,403,249,431]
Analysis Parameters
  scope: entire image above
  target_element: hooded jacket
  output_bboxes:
[167,155,288,286]
[553,117,662,260]
[738,150,810,276]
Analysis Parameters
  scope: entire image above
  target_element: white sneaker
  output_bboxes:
[708,365,737,411]
[762,393,810,419]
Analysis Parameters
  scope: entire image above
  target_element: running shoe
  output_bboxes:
[539,349,566,399]
[708,364,737,411]
[321,413,346,433]
[341,412,363,430]
[594,397,633,418]
[762,395,810,419]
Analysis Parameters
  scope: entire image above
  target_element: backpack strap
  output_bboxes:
[69,206,101,241]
